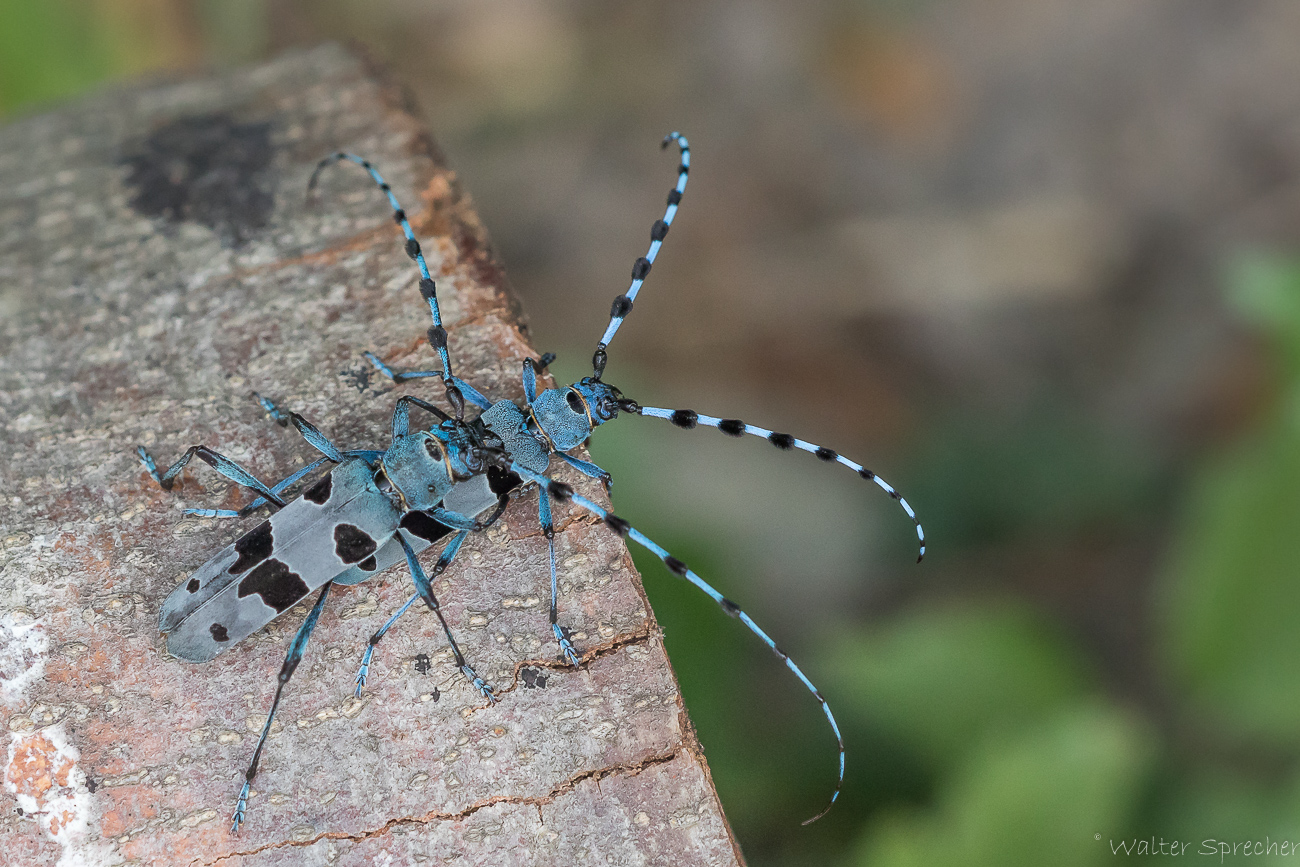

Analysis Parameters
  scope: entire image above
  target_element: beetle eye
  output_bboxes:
[566,389,584,412]
[424,438,442,459]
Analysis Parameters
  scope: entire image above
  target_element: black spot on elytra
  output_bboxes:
[333,524,377,564]
[521,667,548,689]
[304,474,332,504]
[414,653,432,675]
[230,522,273,574]
[121,113,276,247]
[187,578,201,593]
[400,510,454,543]
[358,556,378,572]
[237,559,308,612]
[209,622,230,642]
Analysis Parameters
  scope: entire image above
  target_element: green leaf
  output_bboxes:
[1227,253,1300,378]
[0,0,114,115]
[824,603,1093,768]
[852,705,1153,867]
[1144,768,1299,851]
[1159,418,1300,744]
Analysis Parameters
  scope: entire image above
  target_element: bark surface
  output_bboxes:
[0,45,743,867]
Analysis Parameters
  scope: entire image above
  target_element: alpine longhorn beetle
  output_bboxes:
[305,133,926,824]
[136,161,531,829]
[137,392,518,830]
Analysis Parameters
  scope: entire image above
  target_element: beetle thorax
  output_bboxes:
[381,432,458,512]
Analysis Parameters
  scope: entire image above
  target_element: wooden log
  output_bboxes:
[0,44,744,866]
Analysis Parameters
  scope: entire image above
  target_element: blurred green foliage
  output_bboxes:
[905,401,1164,553]
[829,606,1153,865]
[1160,417,1300,741]
[1231,255,1300,381]
[0,0,204,117]
[856,705,1151,867]
[1161,254,1300,743]
[0,0,122,115]
[827,604,1096,769]
[0,0,268,118]
[596,256,1300,865]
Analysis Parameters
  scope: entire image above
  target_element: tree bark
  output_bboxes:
[0,45,744,867]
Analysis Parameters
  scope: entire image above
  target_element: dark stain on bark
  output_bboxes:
[121,113,276,247]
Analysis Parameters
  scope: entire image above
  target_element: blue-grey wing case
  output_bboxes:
[160,457,401,662]
[331,472,500,586]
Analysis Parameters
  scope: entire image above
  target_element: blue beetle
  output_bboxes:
[330,134,927,825]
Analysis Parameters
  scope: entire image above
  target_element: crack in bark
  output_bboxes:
[200,747,682,865]
[453,624,656,722]
[494,628,656,698]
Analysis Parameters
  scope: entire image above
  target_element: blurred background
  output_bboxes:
[8,1,1300,863]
